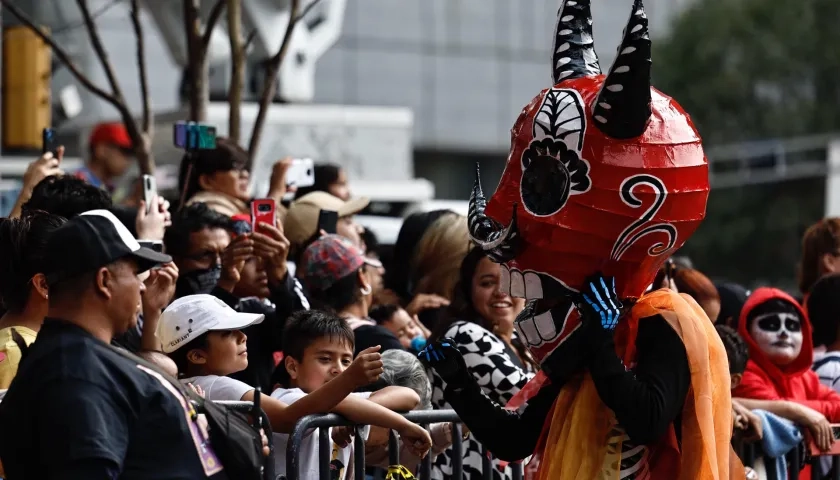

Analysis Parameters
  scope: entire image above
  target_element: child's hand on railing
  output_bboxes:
[347,345,384,388]
[398,422,432,458]
[332,425,354,449]
[794,404,834,452]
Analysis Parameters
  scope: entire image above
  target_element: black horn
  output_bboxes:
[591,0,652,139]
[468,164,521,263]
[552,0,601,83]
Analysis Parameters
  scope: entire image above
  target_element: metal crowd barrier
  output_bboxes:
[737,439,840,480]
[285,409,525,480]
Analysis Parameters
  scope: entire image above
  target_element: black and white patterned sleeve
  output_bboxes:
[447,321,535,406]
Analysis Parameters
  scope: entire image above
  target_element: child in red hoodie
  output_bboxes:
[734,287,840,478]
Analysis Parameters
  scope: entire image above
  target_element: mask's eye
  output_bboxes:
[785,319,801,332]
[757,317,781,332]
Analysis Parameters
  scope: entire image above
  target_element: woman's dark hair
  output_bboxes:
[430,247,538,372]
[362,228,380,258]
[369,304,400,325]
[385,209,452,303]
[177,137,248,205]
[799,218,840,294]
[307,267,366,314]
[0,212,66,313]
[807,273,840,348]
[294,164,343,200]
[429,247,487,343]
[715,325,749,375]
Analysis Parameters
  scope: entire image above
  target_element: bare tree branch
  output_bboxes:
[75,0,129,110]
[130,0,152,134]
[246,0,300,164]
[243,28,257,52]
[201,0,226,52]
[183,0,204,121]
[227,0,244,143]
[75,0,154,174]
[0,0,120,107]
[296,0,324,22]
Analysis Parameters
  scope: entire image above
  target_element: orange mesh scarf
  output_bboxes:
[536,289,743,480]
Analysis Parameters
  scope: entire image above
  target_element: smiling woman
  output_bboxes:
[426,247,537,480]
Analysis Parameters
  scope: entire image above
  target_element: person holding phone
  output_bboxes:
[283,192,369,263]
[178,137,299,220]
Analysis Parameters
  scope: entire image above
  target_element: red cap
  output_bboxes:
[89,122,132,149]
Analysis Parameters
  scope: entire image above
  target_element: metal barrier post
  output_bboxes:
[318,427,330,480]
[285,410,523,480]
[353,426,365,480]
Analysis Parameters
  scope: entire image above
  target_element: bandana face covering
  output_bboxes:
[749,311,803,366]
[177,264,223,295]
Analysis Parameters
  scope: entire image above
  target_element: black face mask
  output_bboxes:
[177,264,222,296]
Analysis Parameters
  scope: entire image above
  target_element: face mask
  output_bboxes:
[177,264,222,295]
[749,311,803,367]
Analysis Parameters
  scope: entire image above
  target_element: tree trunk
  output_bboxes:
[246,0,300,167]
[183,0,207,122]
[227,0,243,143]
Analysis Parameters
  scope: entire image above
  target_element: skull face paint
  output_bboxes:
[748,312,803,367]
[466,0,710,367]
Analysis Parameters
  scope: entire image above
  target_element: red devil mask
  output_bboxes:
[468,0,710,367]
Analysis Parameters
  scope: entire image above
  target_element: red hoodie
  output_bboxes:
[734,287,840,419]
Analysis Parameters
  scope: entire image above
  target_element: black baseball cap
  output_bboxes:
[44,209,172,285]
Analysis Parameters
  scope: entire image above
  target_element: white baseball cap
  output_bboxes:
[158,294,265,353]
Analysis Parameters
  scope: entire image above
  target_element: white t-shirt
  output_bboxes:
[814,351,840,392]
[271,387,372,480]
[181,375,254,402]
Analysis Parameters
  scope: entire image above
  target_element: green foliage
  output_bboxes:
[654,0,840,144]
[654,0,839,288]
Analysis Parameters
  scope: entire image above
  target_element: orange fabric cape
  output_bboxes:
[535,289,743,480]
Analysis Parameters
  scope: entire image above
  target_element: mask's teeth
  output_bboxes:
[500,265,511,296]
[510,269,525,298]
[524,272,543,299]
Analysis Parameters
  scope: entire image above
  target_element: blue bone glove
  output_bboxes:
[418,338,472,387]
[577,273,623,331]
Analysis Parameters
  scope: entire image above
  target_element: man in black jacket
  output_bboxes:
[0,209,229,479]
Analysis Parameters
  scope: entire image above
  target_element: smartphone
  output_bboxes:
[317,209,338,235]
[142,174,157,213]
[173,122,217,150]
[285,158,315,188]
[251,199,276,228]
[42,128,58,157]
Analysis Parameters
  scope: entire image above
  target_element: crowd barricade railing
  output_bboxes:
[215,400,276,480]
[736,437,840,480]
[284,409,525,480]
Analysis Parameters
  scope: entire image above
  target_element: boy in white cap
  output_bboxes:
[158,294,433,445]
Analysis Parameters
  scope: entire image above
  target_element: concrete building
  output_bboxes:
[3,0,697,200]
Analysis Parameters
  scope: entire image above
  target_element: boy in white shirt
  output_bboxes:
[157,294,433,446]
[273,310,428,479]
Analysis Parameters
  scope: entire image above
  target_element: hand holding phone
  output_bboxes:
[251,199,276,228]
[317,209,338,235]
[142,175,157,214]
[42,128,59,158]
[173,122,217,150]
[285,158,315,188]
